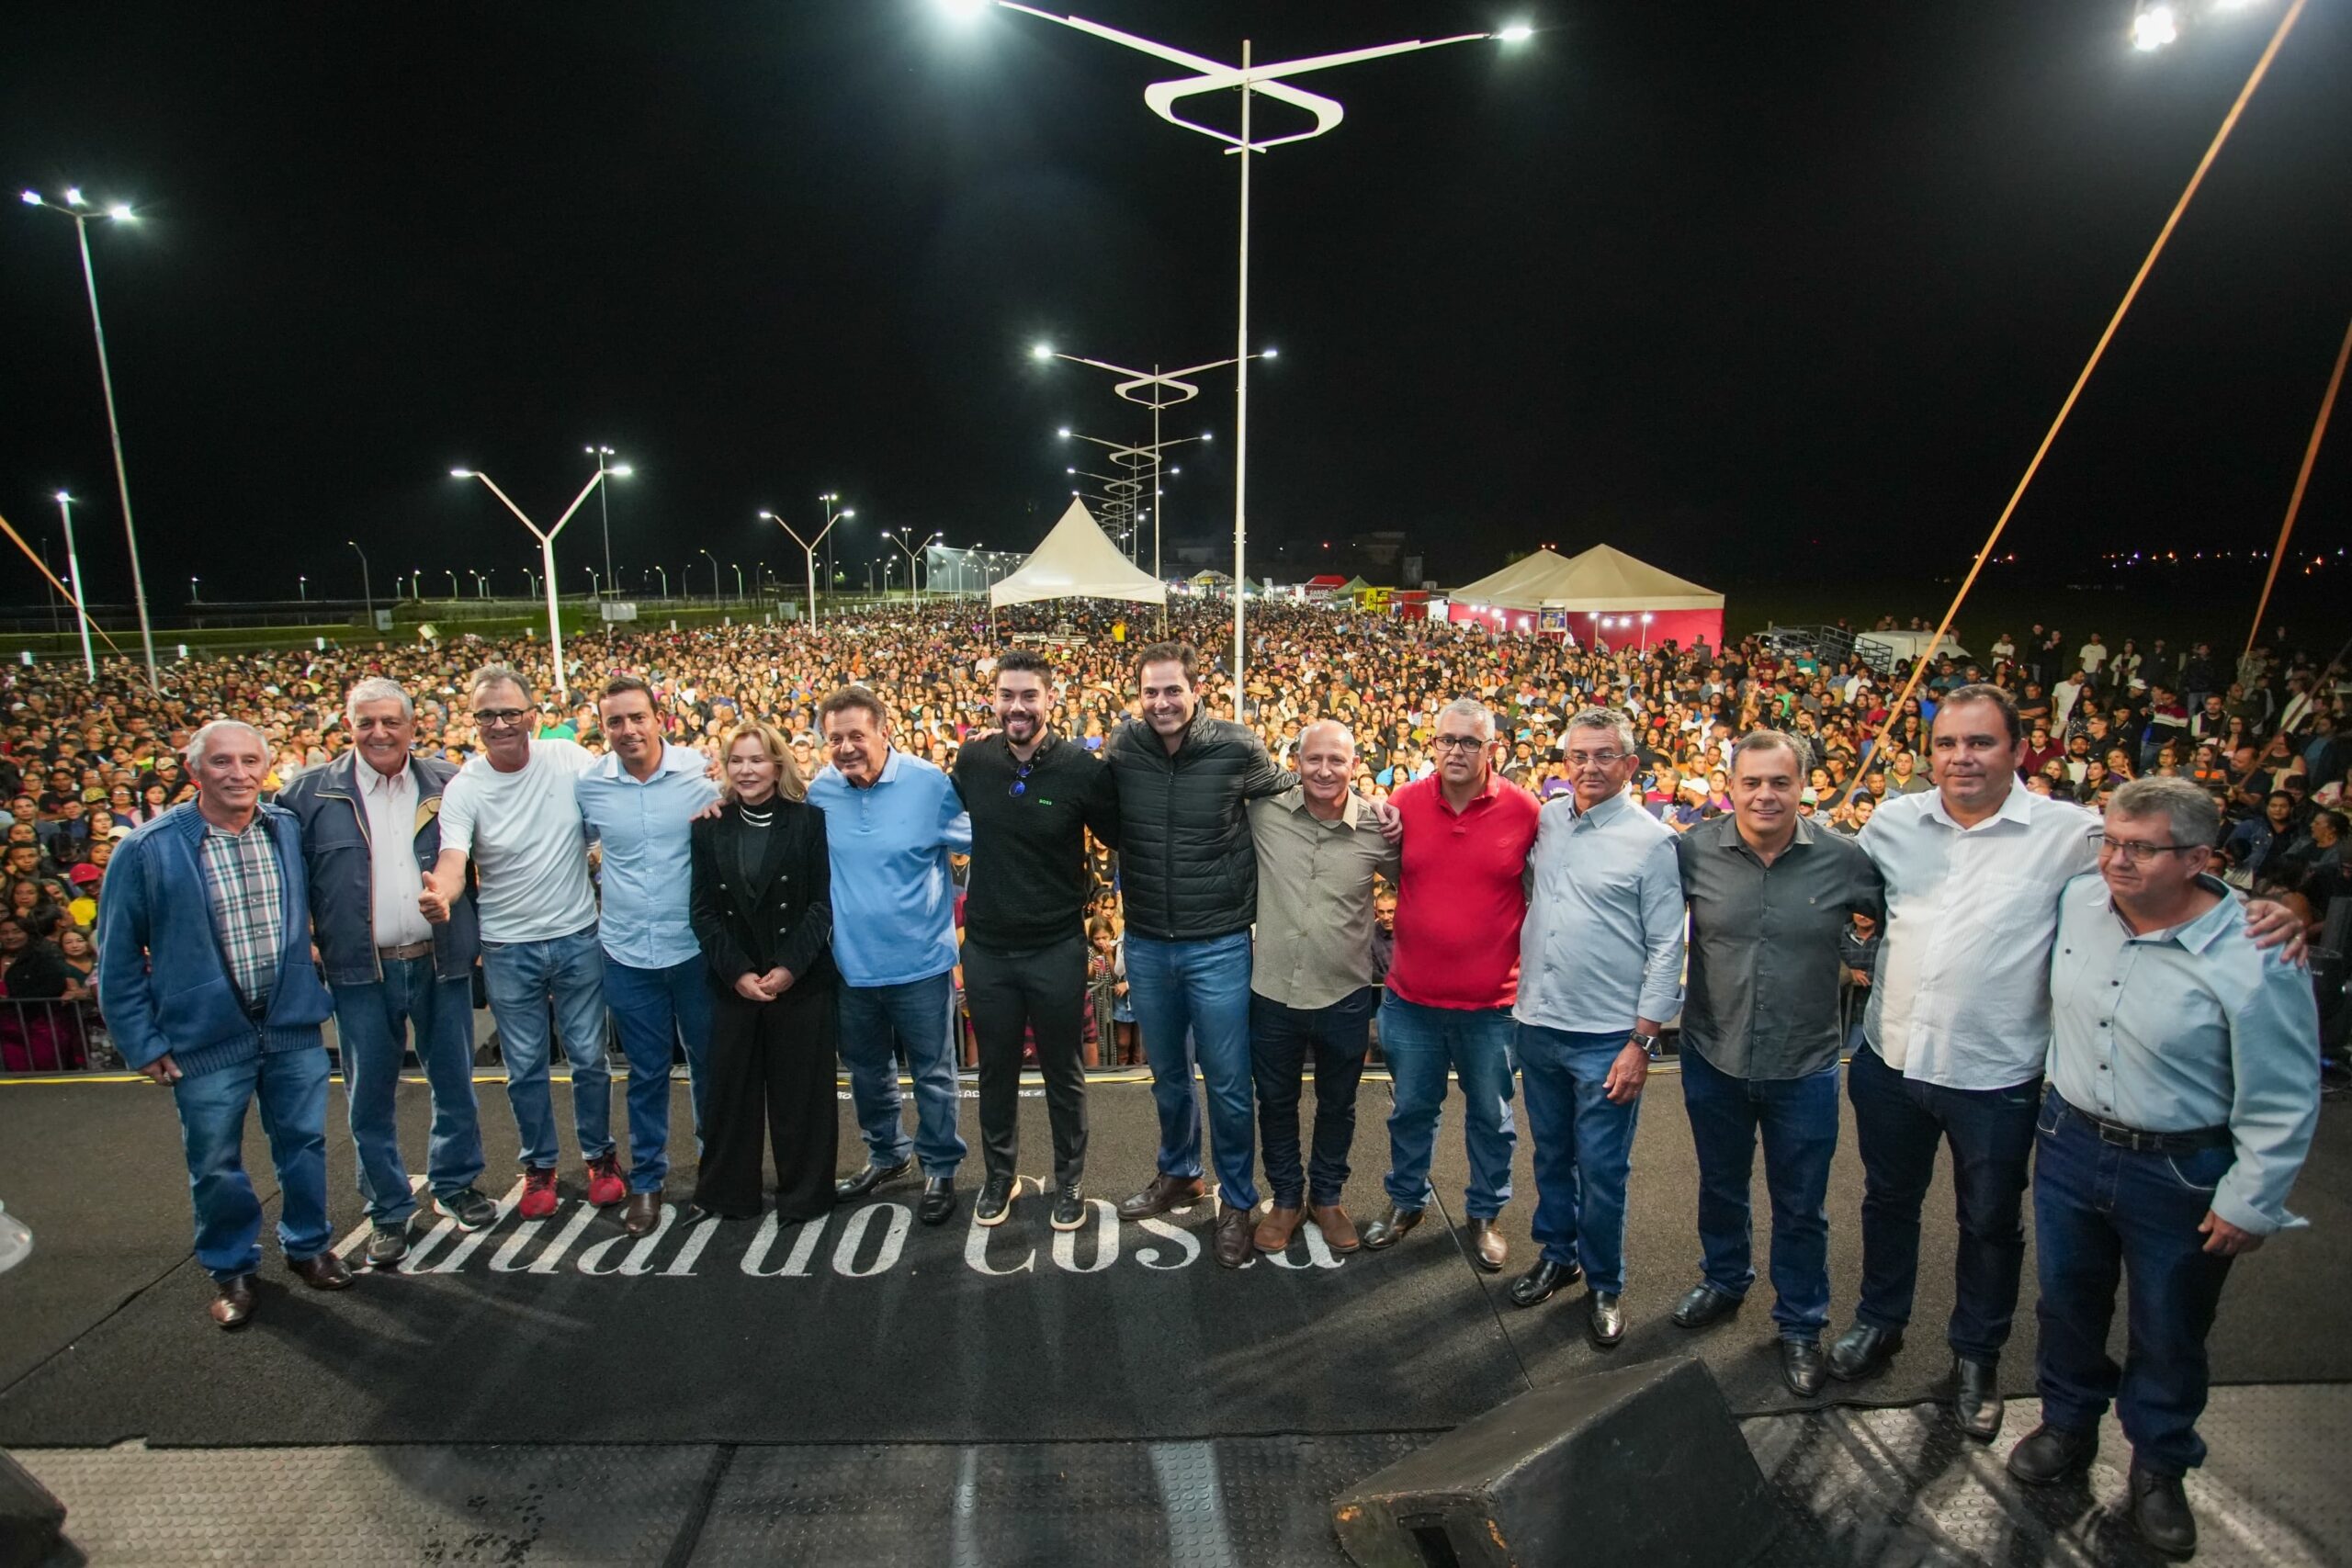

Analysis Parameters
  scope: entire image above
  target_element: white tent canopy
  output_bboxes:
[1448,543,1723,613]
[989,498,1169,609]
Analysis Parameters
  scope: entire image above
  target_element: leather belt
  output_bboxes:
[2060,1096,2230,1155]
[379,940,435,962]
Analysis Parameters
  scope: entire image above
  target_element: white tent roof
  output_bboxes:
[1449,544,1723,613]
[989,499,1169,609]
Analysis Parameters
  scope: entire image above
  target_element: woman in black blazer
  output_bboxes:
[687,722,837,1223]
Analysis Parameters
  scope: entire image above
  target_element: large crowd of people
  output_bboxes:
[9,595,2344,1558]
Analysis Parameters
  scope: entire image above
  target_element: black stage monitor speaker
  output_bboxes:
[0,1450,65,1568]
[1331,1357,1780,1568]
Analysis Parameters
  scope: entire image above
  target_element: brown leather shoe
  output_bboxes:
[622,1190,662,1237]
[1213,1202,1256,1269]
[1311,1202,1360,1252]
[209,1274,256,1330]
[287,1250,355,1290]
[1254,1204,1304,1254]
[1359,1202,1423,1250]
[1116,1173,1206,1222]
[1466,1217,1509,1273]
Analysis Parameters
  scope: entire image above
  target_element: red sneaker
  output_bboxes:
[517,1166,559,1220]
[584,1154,627,1208]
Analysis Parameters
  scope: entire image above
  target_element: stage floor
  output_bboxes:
[1,1073,2344,1562]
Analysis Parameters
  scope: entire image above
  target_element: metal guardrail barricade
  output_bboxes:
[0,998,110,1075]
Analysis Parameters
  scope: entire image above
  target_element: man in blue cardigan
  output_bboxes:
[96,719,354,1328]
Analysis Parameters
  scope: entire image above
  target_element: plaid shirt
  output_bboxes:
[199,814,286,1012]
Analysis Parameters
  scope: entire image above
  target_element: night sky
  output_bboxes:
[4,1,2346,614]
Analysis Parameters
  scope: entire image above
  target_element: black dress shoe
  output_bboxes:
[1507,1258,1581,1309]
[836,1159,912,1201]
[1671,1283,1742,1330]
[917,1176,957,1225]
[2129,1463,2198,1559]
[1952,1356,2003,1441]
[1780,1337,1827,1397]
[975,1174,1016,1227]
[1358,1203,1423,1251]
[1049,1184,1087,1233]
[2007,1423,2098,1484]
[1827,1322,1905,1382]
[1587,1291,1625,1347]
[209,1274,256,1330]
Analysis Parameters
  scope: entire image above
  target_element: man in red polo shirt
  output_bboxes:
[1361,697,1541,1272]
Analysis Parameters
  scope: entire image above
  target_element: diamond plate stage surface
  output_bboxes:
[17,1386,2345,1566]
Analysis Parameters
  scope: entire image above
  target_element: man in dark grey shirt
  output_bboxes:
[1668,729,1883,1396]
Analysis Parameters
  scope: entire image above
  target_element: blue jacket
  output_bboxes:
[95,802,334,1078]
[276,750,480,986]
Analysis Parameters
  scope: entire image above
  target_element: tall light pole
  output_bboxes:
[22,187,160,687]
[450,454,621,699]
[1052,421,1216,568]
[52,492,96,679]
[764,502,850,628]
[882,529,941,603]
[696,547,720,603]
[444,570,459,601]
[347,539,374,629]
[991,10,1521,716]
[820,493,853,613]
[189,576,200,604]
[298,574,308,602]
[584,446,631,593]
[652,564,669,597]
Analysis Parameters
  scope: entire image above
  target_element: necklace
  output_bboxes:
[739,800,775,826]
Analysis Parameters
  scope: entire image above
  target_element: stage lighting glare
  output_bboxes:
[1498,23,1534,43]
[2132,6,2179,49]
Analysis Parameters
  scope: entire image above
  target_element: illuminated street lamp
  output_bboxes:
[584,446,632,593]
[22,187,158,684]
[882,529,943,603]
[992,9,1523,714]
[449,452,624,699]
[347,540,374,627]
[697,547,720,603]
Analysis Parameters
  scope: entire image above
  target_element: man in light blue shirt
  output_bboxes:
[2007,776,2319,1559]
[574,675,721,1236]
[1510,707,1685,1348]
[806,685,972,1225]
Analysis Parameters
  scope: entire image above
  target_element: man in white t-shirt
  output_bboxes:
[422,665,617,1221]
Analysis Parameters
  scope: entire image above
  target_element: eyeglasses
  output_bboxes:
[2096,833,2193,864]
[1564,750,1626,768]
[473,708,529,728]
[1430,735,1486,752]
[1009,760,1035,798]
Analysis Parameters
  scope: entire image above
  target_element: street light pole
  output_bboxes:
[997,10,1513,716]
[23,188,160,686]
[54,493,96,680]
[450,457,617,700]
[298,574,308,602]
[697,548,720,603]
[585,445,628,594]
[882,530,941,604]
[764,504,848,628]
[347,539,374,629]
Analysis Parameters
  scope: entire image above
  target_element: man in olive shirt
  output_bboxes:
[1670,729,1884,1395]
[1246,720,1399,1255]
[952,649,1121,1232]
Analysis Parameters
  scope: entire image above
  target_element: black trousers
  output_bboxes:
[691,976,839,1222]
[1250,987,1375,1209]
[964,934,1089,1188]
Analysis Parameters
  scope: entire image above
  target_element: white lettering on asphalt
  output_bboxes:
[963,1180,1035,1275]
[832,1202,911,1277]
[741,1210,827,1278]
[1132,1214,1202,1270]
[1049,1199,1120,1274]
[524,1202,600,1273]
[661,1213,718,1277]
[577,1203,676,1276]
[410,1179,525,1274]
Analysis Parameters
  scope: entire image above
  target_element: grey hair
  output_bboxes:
[1566,705,1637,755]
[184,719,267,765]
[345,676,414,722]
[1730,728,1804,773]
[469,663,533,705]
[1436,697,1495,740]
[2109,776,2221,850]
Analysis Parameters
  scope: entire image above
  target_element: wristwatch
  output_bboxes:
[1628,1031,1661,1059]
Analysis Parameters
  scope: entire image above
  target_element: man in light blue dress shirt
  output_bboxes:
[2007,776,2319,1560]
[806,685,973,1225]
[574,675,721,1236]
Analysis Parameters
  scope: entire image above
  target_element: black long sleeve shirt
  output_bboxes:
[952,731,1120,951]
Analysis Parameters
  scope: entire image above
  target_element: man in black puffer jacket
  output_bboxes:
[1103,641,1291,1269]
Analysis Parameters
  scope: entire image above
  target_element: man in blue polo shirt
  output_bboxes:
[575,674,721,1237]
[806,684,973,1225]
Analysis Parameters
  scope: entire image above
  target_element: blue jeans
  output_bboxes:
[603,954,714,1192]
[1516,1024,1636,1292]
[172,1043,334,1280]
[836,970,967,1179]
[481,927,612,1171]
[1250,986,1376,1209]
[1681,1045,1839,1338]
[329,956,484,1224]
[1127,931,1258,1208]
[1847,1040,2039,1363]
[2032,1091,2237,1474]
[1378,994,1517,1221]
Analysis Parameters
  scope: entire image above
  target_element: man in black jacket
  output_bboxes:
[952,649,1121,1233]
[1103,641,1291,1269]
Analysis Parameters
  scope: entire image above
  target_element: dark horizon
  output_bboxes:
[3,1,2346,621]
